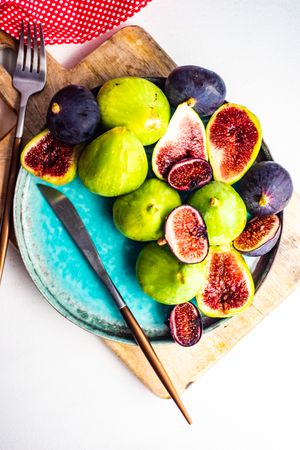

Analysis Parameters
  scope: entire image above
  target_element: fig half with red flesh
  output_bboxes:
[152,100,207,180]
[196,246,255,318]
[167,158,212,191]
[233,214,281,256]
[21,129,78,185]
[207,103,262,184]
[163,205,208,264]
[169,302,202,347]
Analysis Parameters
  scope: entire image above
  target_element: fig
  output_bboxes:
[136,243,204,305]
[189,181,247,246]
[169,302,202,347]
[20,129,78,186]
[165,65,226,116]
[161,205,208,264]
[97,77,170,146]
[167,158,212,191]
[196,247,255,318]
[239,161,293,216]
[47,84,100,145]
[152,100,207,180]
[233,214,281,256]
[113,179,181,241]
[78,127,148,197]
[206,103,262,184]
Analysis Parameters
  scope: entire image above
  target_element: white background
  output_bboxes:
[1,1,300,449]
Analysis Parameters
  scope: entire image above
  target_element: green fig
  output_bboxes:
[97,77,170,145]
[113,179,181,241]
[136,243,204,305]
[78,127,148,197]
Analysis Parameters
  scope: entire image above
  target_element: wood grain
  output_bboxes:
[0,26,299,398]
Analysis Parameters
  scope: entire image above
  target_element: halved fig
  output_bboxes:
[169,302,202,347]
[206,103,262,184]
[21,129,79,185]
[160,205,209,264]
[233,214,281,256]
[196,246,255,318]
[152,100,207,180]
[167,158,212,191]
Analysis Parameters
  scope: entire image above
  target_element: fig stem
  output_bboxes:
[187,97,196,108]
[157,237,167,246]
[259,194,269,207]
[210,197,219,207]
[51,102,61,115]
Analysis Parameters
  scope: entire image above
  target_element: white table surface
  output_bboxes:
[1,1,300,449]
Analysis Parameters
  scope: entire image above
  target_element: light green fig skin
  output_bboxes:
[196,246,255,318]
[189,181,247,246]
[136,243,204,305]
[113,179,181,241]
[21,128,79,186]
[78,127,148,197]
[97,77,171,146]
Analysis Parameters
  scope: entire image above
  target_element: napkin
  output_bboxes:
[0,0,152,44]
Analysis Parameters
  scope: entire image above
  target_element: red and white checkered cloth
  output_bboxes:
[0,0,152,44]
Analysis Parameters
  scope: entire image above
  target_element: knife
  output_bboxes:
[37,183,192,425]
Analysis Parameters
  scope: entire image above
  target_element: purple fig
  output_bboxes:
[169,302,202,347]
[167,158,212,191]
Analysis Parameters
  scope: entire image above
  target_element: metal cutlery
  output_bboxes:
[0,21,46,282]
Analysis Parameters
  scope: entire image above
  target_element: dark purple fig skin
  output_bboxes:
[167,157,212,191]
[239,161,293,216]
[233,215,281,257]
[165,65,226,116]
[169,302,202,347]
[47,85,100,145]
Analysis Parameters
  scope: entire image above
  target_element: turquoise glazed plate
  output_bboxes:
[13,140,281,345]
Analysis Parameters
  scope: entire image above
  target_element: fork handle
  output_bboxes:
[0,136,22,282]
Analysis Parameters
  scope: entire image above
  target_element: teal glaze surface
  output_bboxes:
[14,170,173,343]
[14,137,279,344]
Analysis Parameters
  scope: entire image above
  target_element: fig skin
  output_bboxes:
[233,214,281,257]
[239,161,293,216]
[206,103,262,184]
[167,158,212,192]
[78,127,148,197]
[47,84,100,145]
[163,205,209,264]
[188,181,247,246]
[165,65,226,116]
[152,100,207,180]
[136,243,205,305]
[97,77,170,146]
[20,129,79,186]
[196,246,255,318]
[169,302,202,347]
[113,179,181,241]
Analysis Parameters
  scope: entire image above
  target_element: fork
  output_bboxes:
[0,21,46,283]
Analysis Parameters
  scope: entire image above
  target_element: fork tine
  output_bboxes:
[16,21,25,71]
[32,22,38,73]
[39,23,46,77]
[24,22,32,72]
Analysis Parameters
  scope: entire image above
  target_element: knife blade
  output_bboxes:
[37,183,192,425]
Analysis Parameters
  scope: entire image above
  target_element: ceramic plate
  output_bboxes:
[13,80,281,344]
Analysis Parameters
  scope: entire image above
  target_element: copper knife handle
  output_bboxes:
[120,305,192,425]
[0,136,21,282]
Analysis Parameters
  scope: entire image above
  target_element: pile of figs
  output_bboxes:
[20,64,293,347]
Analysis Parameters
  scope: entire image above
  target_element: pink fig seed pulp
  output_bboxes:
[204,252,250,313]
[170,302,202,347]
[209,106,259,180]
[24,133,74,177]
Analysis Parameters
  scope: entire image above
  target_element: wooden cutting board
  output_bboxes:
[1,26,300,398]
